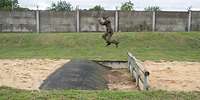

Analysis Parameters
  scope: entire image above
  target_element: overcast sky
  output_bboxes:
[18,0,200,11]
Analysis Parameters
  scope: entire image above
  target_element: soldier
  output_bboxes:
[98,16,119,47]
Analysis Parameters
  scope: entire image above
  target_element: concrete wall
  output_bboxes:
[0,10,200,32]
[39,11,76,32]
[119,11,152,32]
[0,10,36,32]
[191,11,200,31]
[155,12,188,32]
[80,11,115,32]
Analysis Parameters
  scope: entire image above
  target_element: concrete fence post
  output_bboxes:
[115,10,119,32]
[188,10,192,32]
[76,6,80,32]
[36,10,40,33]
[152,11,156,32]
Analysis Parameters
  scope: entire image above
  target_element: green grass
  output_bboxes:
[1,32,200,99]
[0,32,200,61]
[0,87,199,100]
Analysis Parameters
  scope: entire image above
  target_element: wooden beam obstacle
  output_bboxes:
[128,52,150,90]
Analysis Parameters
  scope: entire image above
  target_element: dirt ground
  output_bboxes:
[143,60,200,91]
[0,59,69,90]
[106,69,136,91]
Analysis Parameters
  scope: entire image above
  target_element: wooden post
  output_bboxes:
[135,62,140,87]
[143,71,150,90]
[128,54,130,70]
[132,68,137,82]
[128,52,132,73]
[128,56,132,73]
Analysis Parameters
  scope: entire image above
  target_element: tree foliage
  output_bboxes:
[120,0,134,11]
[0,0,19,10]
[89,5,104,11]
[144,6,161,12]
[48,1,73,11]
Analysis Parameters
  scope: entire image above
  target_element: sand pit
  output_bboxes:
[143,61,200,91]
[1,59,199,91]
[0,59,69,90]
[0,59,135,91]
[106,69,136,91]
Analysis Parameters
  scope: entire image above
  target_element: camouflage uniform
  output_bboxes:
[98,17,119,47]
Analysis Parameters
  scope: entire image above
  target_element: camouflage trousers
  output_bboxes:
[102,32,119,47]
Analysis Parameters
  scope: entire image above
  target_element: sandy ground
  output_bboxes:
[0,59,135,90]
[106,69,136,91]
[0,59,70,90]
[0,59,200,91]
[143,61,200,91]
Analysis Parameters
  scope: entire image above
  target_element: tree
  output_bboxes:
[0,0,19,10]
[120,0,134,11]
[144,6,161,12]
[48,0,73,11]
[89,5,104,11]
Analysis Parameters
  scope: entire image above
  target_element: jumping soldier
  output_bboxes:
[98,16,119,47]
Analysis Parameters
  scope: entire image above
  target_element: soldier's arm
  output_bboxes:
[99,20,106,25]
[98,18,107,25]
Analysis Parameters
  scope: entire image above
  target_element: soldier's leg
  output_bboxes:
[105,36,111,46]
[107,33,119,48]
[103,33,111,46]
[102,32,111,46]
[113,39,119,48]
[102,33,108,41]
[106,32,112,42]
[108,39,119,47]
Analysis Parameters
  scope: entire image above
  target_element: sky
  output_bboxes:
[18,0,200,11]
